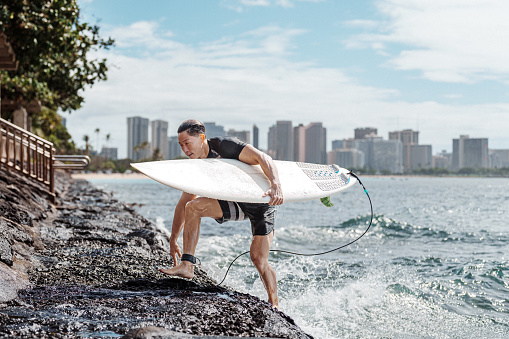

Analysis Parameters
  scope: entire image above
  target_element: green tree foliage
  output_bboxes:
[133,141,150,161]
[411,168,450,176]
[0,0,114,112]
[82,134,90,155]
[151,148,163,161]
[31,107,74,154]
[86,157,133,173]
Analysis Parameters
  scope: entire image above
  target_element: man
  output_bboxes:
[159,119,283,308]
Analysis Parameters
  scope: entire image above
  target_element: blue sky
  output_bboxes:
[69,0,509,158]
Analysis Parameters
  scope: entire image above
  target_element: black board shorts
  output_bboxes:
[216,200,276,236]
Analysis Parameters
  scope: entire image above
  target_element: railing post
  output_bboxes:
[6,125,11,166]
[0,118,56,198]
[20,132,24,171]
[50,147,55,194]
[27,135,32,177]
[0,123,4,167]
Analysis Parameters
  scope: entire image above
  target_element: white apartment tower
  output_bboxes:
[127,116,149,161]
[151,120,168,160]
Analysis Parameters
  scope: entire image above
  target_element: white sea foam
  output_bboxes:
[154,216,172,239]
[91,177,509,339]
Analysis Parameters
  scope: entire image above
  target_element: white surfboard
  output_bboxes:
[131,159,356,203]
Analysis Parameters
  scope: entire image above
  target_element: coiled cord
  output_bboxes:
[216,171,373,286]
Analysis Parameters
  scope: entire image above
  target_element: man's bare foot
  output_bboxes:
[158,262,194,279]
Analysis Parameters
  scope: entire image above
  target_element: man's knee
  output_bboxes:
[185,198,205,217]
[250,233,273,268]
[250,252,268,269]
[185,198,221,219]
[250,243,271,269]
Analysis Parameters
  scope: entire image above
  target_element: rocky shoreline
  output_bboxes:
[0,169,312,338]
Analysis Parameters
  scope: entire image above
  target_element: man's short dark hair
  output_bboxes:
[178,119,205,136]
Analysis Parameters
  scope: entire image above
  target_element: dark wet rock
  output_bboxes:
[0,237,12,266]
[0,169,312,338]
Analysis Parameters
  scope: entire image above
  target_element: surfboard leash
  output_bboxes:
[216,171,373,286]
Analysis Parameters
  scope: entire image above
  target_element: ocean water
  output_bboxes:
[89,176,509,338]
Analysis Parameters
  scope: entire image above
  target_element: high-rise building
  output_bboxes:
[267,121,293,161]
[304,122,327,164]
[267,125,276,159]
[341,138,360,150]
[253,125,259,149]
[99,147,118,161]
[347,128,382,170]
[267,121,326,164]
[389,129,420,171]
[489,149,509,168]
[293,124,305,162]
[204,122,225,138]
[331,140,343,150]
[410,145,432,170]
[329,149,365,169]
[433,150,452,169]
[373,139,404,173]
[353,135,382,170]
[168,136,183,159]
[355,127,377,140]
[452,135,488,170]
[227,129,250,144]
[127,116,149,161]
[151,120,168,160]
[389,129,419,145]
[332,138,364,168]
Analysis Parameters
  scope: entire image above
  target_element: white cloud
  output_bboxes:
[222,0,324,11]
[345,0,509,83]
[242,26,307,55]
[68,22,394,156]
[67,19,509,158]
[108,21,180,51]
[343,20,380,29]
[443,94,463,100]
[241,0,270,6]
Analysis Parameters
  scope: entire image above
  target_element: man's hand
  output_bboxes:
[170,240,182,266]
[239,145,284,206]
[263,183,284,206]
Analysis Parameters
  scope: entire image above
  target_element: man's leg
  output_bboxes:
[250,231,279,309]
[159,197,223,279]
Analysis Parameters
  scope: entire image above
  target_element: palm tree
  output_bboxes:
[152,147,163,161]
[95,128,100,155]
[83,135,90,155]
[134,141,150,161]
[105,133,111,159]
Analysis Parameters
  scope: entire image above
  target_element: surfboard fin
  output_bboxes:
[320,196,333,207]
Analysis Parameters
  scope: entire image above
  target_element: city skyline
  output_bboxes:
[122,115,505,171]
[66,1,509,158]
[84,114,506,160]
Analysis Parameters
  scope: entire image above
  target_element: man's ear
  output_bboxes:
[200,134,206,141]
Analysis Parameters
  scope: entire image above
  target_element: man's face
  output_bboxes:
[178,131,207,159]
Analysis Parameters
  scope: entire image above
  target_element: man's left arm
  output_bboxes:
[238,144,283,206]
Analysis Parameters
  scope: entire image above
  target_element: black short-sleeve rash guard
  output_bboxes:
[207,137,247,159]
[207,136,276,235]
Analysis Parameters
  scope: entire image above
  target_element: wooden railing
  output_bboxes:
[54,155,90,170]
[0,117,55,194]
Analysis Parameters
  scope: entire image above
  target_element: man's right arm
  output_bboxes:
[170,192,196,266]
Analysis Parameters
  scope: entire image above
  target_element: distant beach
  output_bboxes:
[71,172,148,180]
